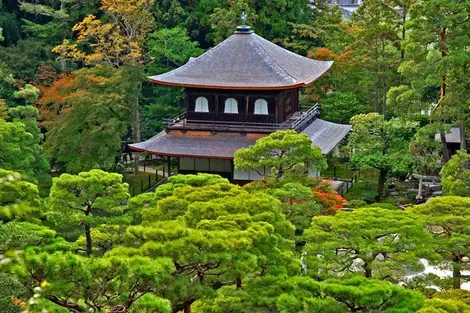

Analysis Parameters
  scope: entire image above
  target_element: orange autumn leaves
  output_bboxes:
[311,183,346,215]
[287,181,346,215]
[35,74,75,127]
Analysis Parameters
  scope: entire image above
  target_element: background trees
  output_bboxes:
[440,151,470,197]
[42,65,134,173]
[349,113,419,198]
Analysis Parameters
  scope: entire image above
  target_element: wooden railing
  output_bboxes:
[164,104,320,134]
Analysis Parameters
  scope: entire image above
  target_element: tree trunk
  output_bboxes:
[452,255,461,289]
[401,8,406,60]
[364,262,372,278]
[84,222,92,257]
[132,82,142,175]
[437,25,450,162]
[376,169,387,200]
[235,277,243,290]
[440,130,450,163]
[183,302,191,313]
[460,122,467,151]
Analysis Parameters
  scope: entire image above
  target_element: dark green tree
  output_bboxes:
[48,169,130,256]
[234,130,327,180]
[349,113,419,198]
[320,92,365,124]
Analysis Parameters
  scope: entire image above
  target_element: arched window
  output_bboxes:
[254,99,268,115]
[224,98,238,114]
[195,96,209,112]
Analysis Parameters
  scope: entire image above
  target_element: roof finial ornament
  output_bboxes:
[241,11,247,26]
[235,11,253,34]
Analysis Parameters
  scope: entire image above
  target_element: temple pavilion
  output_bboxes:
[129,24,351,182]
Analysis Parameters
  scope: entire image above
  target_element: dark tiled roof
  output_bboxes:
[149,32,333,90]
[302,119,352,154]
[129,119,351,158]
[129,131,266,159]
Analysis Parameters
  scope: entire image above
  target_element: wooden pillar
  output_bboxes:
[245,95,249,123]
[167,156,171,177]
[215,95,219,122]
[274,94,278,123]
[230,159,235,182]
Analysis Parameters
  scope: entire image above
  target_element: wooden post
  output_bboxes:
[245,95,249,123]
[163,165,166,179]
[148,174,151,189]
[167,156,171,177]
[418,178,423,196]
[134,152,139,175]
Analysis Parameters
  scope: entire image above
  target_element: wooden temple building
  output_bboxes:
[130,24,351,182]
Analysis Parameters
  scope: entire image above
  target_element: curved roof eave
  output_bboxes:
[148,60,333,90]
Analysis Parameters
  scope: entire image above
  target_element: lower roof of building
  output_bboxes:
[129,119,352,159]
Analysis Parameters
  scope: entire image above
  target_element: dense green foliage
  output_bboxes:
[440,151,470,197]
[234,130,327,180]
[349,113,419,198]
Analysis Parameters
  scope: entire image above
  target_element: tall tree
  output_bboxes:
[234,130,327,181]
[349,113,419,199]
[147,27,203,74]
[409,123,446,175]
[393,0,470,156]
[53,0,155,147]
[42,65,133,172]
[350,0,401,113]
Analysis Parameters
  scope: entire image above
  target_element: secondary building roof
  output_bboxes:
[129,119,351,159]
[434,127,461,144]
[148,27,333,90]
[302,119,352,154]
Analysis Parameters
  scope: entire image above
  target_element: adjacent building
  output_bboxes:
[327,0,363,18]
[130,24,351,183]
